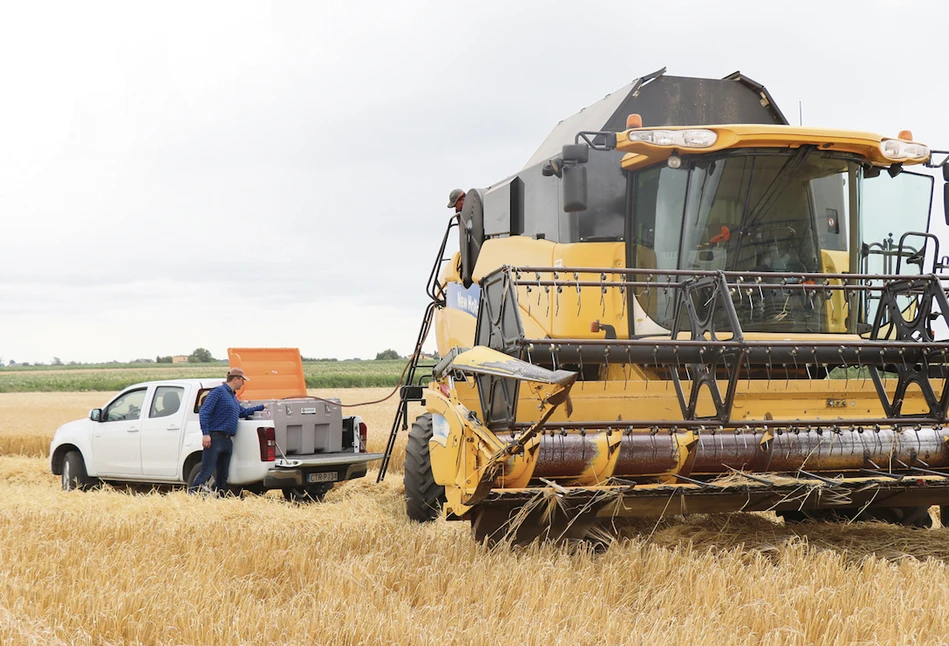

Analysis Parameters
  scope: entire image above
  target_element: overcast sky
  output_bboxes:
[1,0,947,363]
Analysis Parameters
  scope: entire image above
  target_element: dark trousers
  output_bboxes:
[189,432,233,493]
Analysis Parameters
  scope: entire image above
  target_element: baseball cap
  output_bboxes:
[226,367,250,381]
[447,188,465,208]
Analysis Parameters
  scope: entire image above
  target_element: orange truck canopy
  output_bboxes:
[227,347,307,399]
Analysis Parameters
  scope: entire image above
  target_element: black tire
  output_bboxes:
[186,462,250,497]
[186,462,221,494]
[282,484,333,503]
[62,450,95,491]
[404,413,446,522]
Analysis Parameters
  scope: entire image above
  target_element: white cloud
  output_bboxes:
[1,0,948,363]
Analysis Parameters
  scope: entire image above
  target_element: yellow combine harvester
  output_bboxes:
[380,69,949,542]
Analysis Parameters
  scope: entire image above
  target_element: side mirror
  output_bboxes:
[942,164,949,226]
[944,182,948,226]
[89,408,102,422]
[560,144,589,213]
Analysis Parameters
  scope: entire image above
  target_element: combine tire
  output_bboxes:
[404,413,446,522]
[62,451,95,491]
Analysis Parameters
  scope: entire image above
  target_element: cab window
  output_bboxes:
[104,389,147,422]
[149,386,184,419]
[194,388,212,414]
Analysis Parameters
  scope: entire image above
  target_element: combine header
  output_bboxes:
[382,68,949,542]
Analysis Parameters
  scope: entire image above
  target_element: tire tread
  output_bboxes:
[404,413,446,522]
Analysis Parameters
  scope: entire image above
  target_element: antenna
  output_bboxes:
[798,101,803,126]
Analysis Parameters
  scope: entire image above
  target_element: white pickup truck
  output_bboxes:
[49,377,384,500]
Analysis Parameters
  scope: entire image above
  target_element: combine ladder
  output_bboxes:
[376,302,436,482]
[377,215,458,482]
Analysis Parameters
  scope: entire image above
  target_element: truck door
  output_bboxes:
[92,387,148,476]
[140,384,188,477]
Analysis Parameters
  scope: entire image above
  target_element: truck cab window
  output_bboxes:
[149,386,184,418]
[194,389,211,413]
[104,389,147,422]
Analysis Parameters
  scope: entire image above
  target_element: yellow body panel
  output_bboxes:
[471,237,556,282]
[434,307,476,358]
[477,237,630,340]
[819,250,850,333]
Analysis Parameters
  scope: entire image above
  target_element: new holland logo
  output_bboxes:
[447,283,481,317]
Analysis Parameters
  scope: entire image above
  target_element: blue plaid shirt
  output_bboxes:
[199,383,264,436]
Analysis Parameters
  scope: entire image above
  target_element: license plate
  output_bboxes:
[307,472,337,483]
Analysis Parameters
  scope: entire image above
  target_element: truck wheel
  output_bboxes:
[404,413,446,522]
[62,451,95,491]
[186,463,216,492]
[282,484,333,503]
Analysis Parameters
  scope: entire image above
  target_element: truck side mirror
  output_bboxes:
[944,182,948,226]
[89,408,102,422]
[561,144,589,213]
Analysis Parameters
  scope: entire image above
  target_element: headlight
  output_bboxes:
[626,128,718,148]
[880,139,930,161]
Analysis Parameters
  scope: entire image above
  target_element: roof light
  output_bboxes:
[880,139,929,161]
[682,130,717,147]
[626,128,718,148]
[626,113,643,129]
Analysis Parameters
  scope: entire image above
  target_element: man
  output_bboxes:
[447,188,465,214]
[188,367,266,495]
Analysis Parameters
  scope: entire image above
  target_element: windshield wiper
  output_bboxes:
[733,146,812,266]
[741,146,812,231]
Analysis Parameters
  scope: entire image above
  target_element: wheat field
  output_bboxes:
[3,390,949,645]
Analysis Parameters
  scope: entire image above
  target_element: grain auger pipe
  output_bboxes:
[425,347,576,510]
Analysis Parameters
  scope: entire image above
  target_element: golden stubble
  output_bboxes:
[3,392,949,645]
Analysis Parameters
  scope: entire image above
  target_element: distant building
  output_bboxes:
[171,355,189,364]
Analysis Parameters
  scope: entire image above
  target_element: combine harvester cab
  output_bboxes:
[386,69,949,543]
